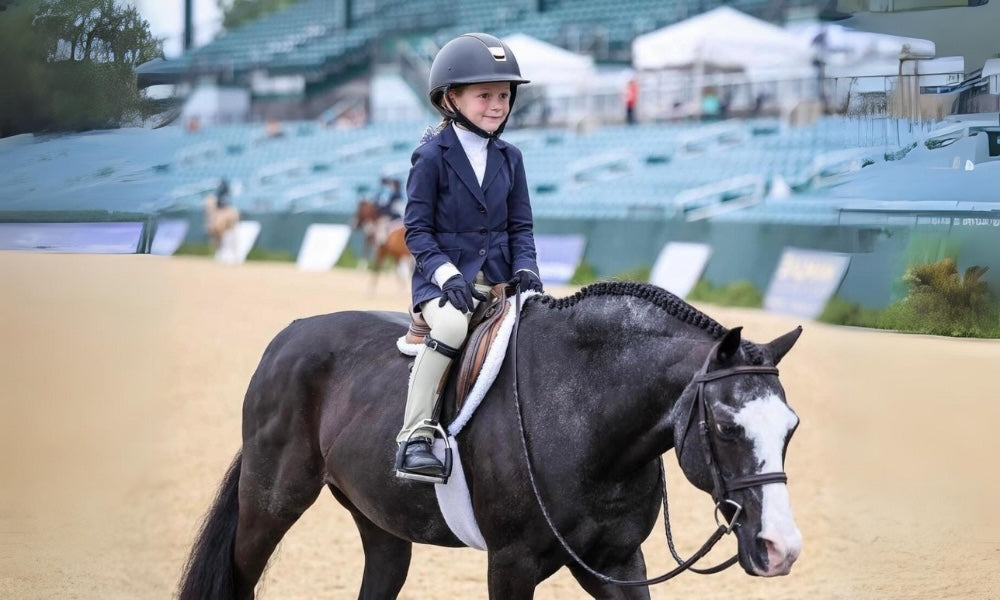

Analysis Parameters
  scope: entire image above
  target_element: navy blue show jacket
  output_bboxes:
[404,125,539,310]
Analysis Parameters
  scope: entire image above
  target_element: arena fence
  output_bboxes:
[153,208,1000,310]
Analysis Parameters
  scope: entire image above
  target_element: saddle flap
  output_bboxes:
[404,284,514,415]
[455,283,512,410]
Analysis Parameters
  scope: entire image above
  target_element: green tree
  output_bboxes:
[216,0,301,30]
[0,0,162,136]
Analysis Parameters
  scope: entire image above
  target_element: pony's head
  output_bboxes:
[672,325,803,577]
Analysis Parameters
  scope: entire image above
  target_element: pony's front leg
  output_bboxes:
[567,548,651,599]
[486,549,541,599]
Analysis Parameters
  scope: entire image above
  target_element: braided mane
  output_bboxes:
[536,281,764,363]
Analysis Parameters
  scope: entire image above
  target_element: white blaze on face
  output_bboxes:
[734,393,802,575]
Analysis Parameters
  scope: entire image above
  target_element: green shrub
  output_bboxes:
[570,261,599,285]
[817,297,882,328]
[687,279,763,308]
[335,246,360,269]
[611,266,651,282]
[246,247,294,262]
[876,258,1000,337]
[568,263,650,286]
[173,243,213,256]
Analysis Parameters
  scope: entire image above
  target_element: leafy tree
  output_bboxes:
[0,0,162,136]
[216,0,301,30]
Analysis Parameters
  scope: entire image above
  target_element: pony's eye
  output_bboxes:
[716,422,742,440]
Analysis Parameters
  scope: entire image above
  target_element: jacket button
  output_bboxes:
[478,205,486,213]
[479,227,487,234]
[478,249,486,256]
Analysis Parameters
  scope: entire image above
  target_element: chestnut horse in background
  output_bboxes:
[352,198,413,286]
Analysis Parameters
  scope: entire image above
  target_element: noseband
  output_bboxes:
[677,357,787,532]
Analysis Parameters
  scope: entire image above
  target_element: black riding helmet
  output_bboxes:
[429,33,530,138]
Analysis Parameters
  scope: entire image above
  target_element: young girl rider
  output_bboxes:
[396,33,544,480]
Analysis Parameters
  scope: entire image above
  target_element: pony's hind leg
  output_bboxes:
[232,437,326,597]
[328,485,412,599]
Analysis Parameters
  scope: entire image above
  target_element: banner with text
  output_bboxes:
[0,222,144,253]
[764,247,851,319]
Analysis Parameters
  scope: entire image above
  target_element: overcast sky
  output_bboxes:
[131,0,223,58]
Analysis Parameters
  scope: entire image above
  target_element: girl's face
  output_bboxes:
[448,82,511,133]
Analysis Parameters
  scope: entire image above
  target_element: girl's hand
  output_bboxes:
[438,275,486,313]
[510,270,544,293]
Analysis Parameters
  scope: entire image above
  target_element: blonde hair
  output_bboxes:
[419,118,452,145]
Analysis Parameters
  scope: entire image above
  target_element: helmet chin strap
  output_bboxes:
[453,109,503,139]
[441,85,516,139]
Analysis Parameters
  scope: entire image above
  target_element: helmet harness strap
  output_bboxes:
[440,84,519,140]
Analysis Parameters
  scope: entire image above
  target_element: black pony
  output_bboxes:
[179,281,803,599]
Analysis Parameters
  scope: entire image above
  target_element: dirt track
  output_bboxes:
[1,252,998,599]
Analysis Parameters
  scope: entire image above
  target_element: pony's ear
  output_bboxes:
[765,326,803,365]
[716,326,743,363]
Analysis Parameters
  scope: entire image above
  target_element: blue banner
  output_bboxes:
[764,248,851,319]
[151,219,189,256]
[0,222,145,253]
[535,234,587,285]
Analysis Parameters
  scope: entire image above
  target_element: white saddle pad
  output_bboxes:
[396,291,538,550]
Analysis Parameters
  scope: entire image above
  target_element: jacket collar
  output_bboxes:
[438,124,507,204]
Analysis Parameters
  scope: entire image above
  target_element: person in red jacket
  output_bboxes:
[624,77,639,125]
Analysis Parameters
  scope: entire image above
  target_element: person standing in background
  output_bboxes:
[624,77,639,125]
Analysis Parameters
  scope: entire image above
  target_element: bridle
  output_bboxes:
[508,289,788,586]
[675,354,786,534]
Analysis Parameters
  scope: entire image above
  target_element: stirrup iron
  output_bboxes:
[394,420,453,484]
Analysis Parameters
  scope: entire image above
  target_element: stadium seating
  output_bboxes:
[5,112,941,220]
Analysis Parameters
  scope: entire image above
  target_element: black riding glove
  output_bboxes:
[438,274,485,313]
[510,269,544,293]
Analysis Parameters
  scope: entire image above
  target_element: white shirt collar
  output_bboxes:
[452,123,488,185]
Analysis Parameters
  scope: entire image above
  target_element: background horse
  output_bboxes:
[178,281,803,599]
[352,198,413,287]
[203,193,240,253]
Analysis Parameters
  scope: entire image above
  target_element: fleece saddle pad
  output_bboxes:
[396,291,537,549]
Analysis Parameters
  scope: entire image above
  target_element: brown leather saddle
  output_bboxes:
[405,283,514,413]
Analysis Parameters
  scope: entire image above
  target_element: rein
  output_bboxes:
[508,289,785,586]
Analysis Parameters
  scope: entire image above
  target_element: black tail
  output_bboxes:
[178,451,242,600]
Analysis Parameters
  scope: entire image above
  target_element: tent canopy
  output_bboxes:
[631,7,812,72]
[503,32,596,87]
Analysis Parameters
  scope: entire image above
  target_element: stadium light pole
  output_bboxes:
[184,0,193,51]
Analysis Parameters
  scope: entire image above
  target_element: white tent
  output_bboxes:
[503,32,596,87]
[631,7,812,74]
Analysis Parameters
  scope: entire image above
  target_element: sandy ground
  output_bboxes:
[1,252,998,599]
